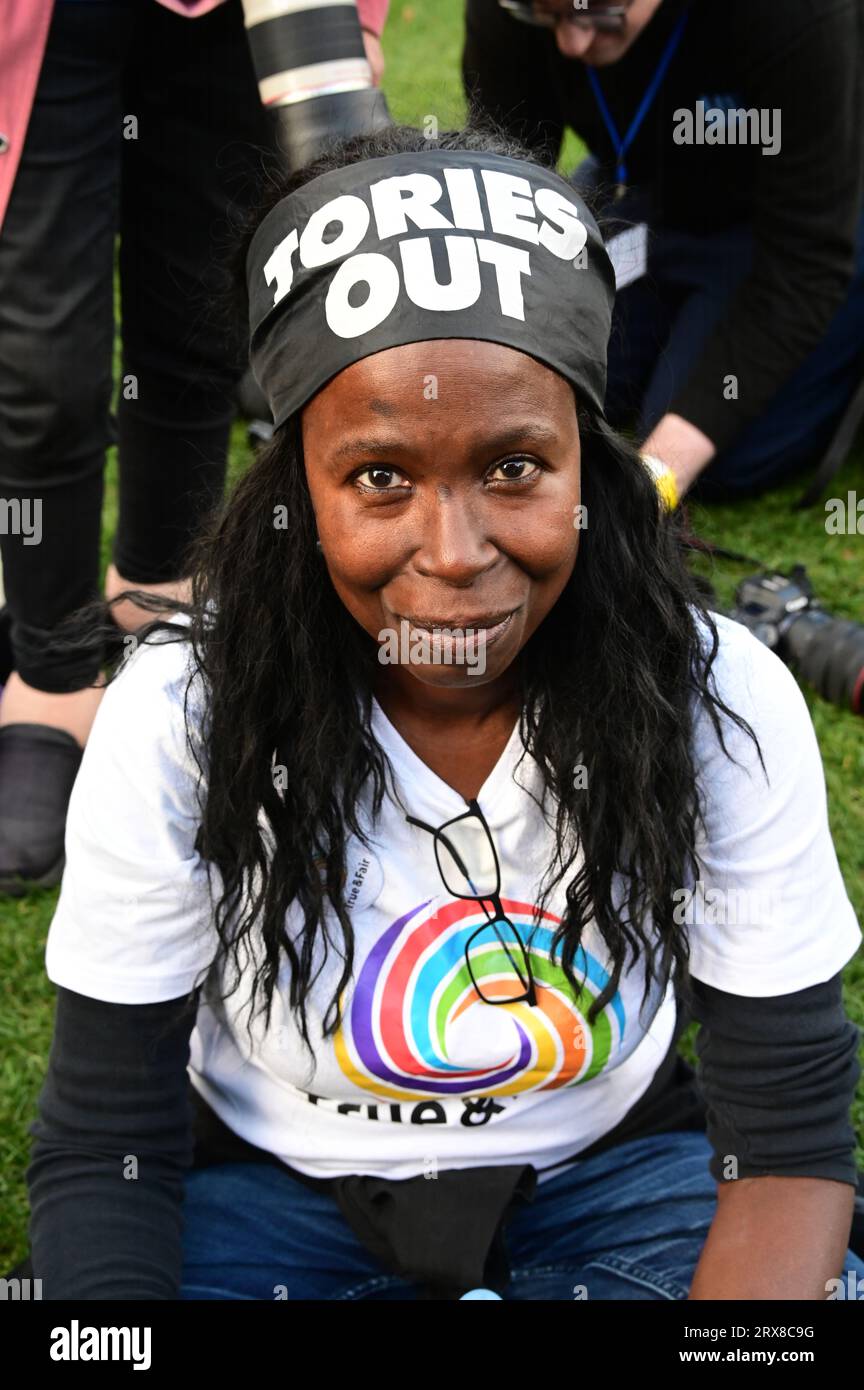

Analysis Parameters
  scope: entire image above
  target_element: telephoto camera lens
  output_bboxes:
[782,609,864,715]
[241,0,391,172]
[729,567,864,716]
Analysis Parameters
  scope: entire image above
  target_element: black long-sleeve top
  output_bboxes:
[27,970,861,1299]
[462,0,864,454]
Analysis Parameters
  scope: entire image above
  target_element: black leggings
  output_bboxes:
[0,0,273,692]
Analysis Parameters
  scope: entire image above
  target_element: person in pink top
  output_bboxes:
[0,0,390,894]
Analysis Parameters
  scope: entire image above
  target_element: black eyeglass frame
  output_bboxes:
[405,798,538,1007]
[500,1,633,33]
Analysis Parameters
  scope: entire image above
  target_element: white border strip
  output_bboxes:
[259,58,372,105]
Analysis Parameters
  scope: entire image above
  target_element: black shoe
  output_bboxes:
[0,723,83,895]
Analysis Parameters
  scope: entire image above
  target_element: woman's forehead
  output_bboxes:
[300,343,579,467]
[303,339,574,417]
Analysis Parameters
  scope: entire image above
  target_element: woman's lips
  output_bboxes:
[395,610,517,655]
[400,610,514,632]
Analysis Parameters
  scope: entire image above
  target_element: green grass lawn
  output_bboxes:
[1,0,862,1272]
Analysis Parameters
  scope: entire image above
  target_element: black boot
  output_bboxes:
[0,724,83,895]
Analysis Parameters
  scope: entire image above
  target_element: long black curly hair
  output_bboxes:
[103,122,758,1054]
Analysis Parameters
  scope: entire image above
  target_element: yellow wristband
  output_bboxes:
[641,454,679,511]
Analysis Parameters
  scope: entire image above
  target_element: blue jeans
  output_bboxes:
[584,170,864,498]
[179,1130,864,1299]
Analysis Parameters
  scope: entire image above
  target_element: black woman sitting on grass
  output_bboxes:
[27,123,864,1301]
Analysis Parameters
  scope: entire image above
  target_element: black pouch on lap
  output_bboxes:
[331,1164,537,1299]
[191,1081,537,1296]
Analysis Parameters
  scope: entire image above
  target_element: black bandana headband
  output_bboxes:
[247,149,616,428]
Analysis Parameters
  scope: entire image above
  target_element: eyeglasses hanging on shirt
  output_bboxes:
[405,799,539,1008]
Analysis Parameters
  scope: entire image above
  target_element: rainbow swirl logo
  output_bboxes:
[333,896,629,1100]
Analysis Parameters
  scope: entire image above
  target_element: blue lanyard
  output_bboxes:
[586,7,689,195]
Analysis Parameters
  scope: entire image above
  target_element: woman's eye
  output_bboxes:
[355,466,410,492]
[487,457,541,483]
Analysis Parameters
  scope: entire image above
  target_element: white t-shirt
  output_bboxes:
[45,614,861,1182]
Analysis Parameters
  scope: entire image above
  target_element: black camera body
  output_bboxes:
[729,566,864,716]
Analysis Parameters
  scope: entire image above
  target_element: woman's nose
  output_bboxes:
[411,499,497,585]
